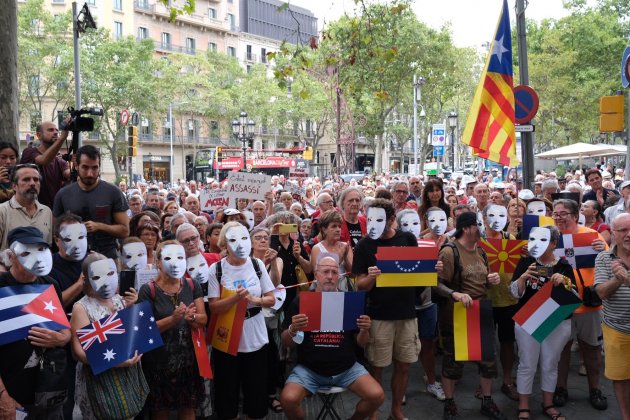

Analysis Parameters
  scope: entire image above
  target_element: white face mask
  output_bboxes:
[427,209,448,236]
[12,242,52,277]
[367,207,387,240]
[87,258,118,299]
[578,214,585,226]
[187,254,209,284]
[58,223,88,261]
[242,210,255,230]
[528,227,551,258]
[122,242,148,271]
[486,204,508,232]
[399,212,421,238]
[527,201,546,216]
[476,212,486,237]
[226,225,252,258]
[160,244,187,278]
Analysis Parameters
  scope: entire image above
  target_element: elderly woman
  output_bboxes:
[581,200,611,244]
[507,198,526,238]
[71,253,144,419]
[290,202,306,219]
[511,226,575,420]
[279,192,294,210]
[194,216,209,248]
[138,241,207,420]
[208,222,276,420]
[299,218,312,241]
[310,210,353,276]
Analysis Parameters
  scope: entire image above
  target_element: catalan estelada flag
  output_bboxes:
[554,232,599,269]
[461,0,518,166]
[207,288,246,356]
[453,299,495,361]
[513,281,582,342]
[479,239,528,274]
[192,327,213,379]
[375,245,438,287]
[522,215,555,239]
[299,291,365,331]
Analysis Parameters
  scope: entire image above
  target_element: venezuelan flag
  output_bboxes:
[461,0,518,166]
[375,245,438,287]
[479,238,527,274]
[522,215,555,239]
[207,288,247,356]
[453,299,495,361]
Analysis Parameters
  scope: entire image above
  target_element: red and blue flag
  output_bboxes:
[299,291,365,331]
[376,245,438,287]
[554,232,599,269]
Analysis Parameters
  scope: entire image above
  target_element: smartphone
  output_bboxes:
[536,265,553,277]
[119,270,136,295]
[57,111,67,130]
[278,223,298,234]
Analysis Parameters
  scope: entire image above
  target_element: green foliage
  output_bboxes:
[157,0,195,22]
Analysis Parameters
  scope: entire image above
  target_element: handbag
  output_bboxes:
[33,347,68,410]
[85,363,149,420]
[576,268,602,308]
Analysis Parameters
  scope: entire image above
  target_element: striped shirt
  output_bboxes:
[594,250,630,335]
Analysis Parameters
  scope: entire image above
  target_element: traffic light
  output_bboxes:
[599,94,624,133]
[216,146,222,162]
[248,138,254,149]
[127,126,137,157]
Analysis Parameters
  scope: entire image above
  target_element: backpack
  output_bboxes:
[215,256,263,284]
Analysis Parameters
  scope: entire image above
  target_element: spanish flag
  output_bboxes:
[376,245,438,287]
[479,238,527,274]
[192,327,213,379]
[522,215,555,239]
[453,300,495,361]
[461,0,518,166]
[207,288,247,356]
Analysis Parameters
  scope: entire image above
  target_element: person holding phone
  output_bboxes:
[0,142,18,203]
[511,225,576,420]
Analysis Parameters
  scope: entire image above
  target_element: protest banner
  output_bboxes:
[225,172,271,200]
[200,189,230,211]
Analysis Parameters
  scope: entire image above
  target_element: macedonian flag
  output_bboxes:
[479,238,527,274]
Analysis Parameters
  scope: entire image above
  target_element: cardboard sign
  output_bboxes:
[136,267,159,289]
[289,166,309,178]
[225,172,271,200]
[201,189,230,211]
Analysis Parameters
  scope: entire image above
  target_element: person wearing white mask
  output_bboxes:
[137,241,207,419]
[70,253,144,419]
[526,199,549,217]
[208,222,276,420]
[397,209,422,239]
[121,238,149,272]
[177,223,221,298]
[424,207,450,245]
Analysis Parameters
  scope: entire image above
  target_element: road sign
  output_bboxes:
[514,85,540,124]
[433,146,445,157]
[131,112,139,126]
[431,124,446,146]
[120,109,130,127]
[622,46,630,88]
[515,124,535,133]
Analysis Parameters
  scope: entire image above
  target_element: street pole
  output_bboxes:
[413,75,418,174]
[169,103,174,186]
[516,0,534,190]
[72,2,82,148]
[625,90,630,180]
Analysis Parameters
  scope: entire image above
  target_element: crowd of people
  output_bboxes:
[0,119,628,420]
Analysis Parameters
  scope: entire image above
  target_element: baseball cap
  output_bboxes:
[494,182,505,189]
[460,175,477,187]
[454,212,478,237]
[518,189,535,200]
[602,170,612,179]
[223,208,241,216]
[620,180,630,190]
[7,226,49,248]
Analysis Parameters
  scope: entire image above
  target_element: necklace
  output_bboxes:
[158,279,182,308]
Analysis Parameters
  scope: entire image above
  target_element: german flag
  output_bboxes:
[207,288,247,356]
[376,245,438,287]
[453,299,495,361]
[479,238,527,274]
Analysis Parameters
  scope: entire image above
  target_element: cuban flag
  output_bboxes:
[0,285,70,346]
[299,291,365,332]
[77,301,163,375]
[554,232,599,269]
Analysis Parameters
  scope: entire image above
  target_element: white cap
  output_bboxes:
[460,175,477,186]
[518,189,535,200]
[620,180,630,190]
[494,182,505,189]
[616,168,623,174]
[223,208,241,216]
[602,170,612,179]
[456,189,465,196]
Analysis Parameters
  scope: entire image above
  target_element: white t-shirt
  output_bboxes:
[207,257,274,353]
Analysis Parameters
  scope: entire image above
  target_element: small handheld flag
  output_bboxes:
[479,239,527,274]
[192,327,213,379]
[376,245,438,287]
[554,232,599,269]
[299,291,365,331]
[453,299,495,361]
[522,215,555,239]
[207,288,247,356]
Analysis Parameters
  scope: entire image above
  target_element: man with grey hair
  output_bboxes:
[604,180,630,225]
[338,186,366,249]
[408,176,423,206]
[391,181,416,212]
[310,192,335,238]
[542,178,559,202]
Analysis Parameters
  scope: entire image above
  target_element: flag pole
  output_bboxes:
[516,0,535,191]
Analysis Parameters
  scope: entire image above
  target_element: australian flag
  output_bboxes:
[77,301,163,375]
[0,284,70,346]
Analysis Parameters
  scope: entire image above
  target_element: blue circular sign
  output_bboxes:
[514,85,539,124]
[622,46,630,88]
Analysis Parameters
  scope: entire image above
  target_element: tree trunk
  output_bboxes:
[0,3,19,150]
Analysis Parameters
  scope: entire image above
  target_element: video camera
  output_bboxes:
[58,106,104,132]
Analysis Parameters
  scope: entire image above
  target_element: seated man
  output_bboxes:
[280,257,384,420]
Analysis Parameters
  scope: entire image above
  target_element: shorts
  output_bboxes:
[570,311,603,347]
[416,304,438,340]
[602,323,630,381]
[365,319,420,367]
[493,305,516,343]
[286,362,369,395]
[441,332,497,380]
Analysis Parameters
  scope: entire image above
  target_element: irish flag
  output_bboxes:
[513,281,582,342]
[299,291,365,331]
[554,232,599,269]
[453,300,495,361]
[375,245,438,287]
[207,288,247,356]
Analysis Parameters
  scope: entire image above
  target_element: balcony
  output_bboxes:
[140,134,218,146]
[134,1,228,33]
[245,52,257,62]
[154,41,197,55]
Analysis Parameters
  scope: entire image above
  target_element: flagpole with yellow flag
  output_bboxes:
[461,0,519,167]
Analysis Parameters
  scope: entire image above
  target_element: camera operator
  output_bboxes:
[19,117,72,209]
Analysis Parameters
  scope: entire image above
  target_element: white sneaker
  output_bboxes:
[427,382,446,401]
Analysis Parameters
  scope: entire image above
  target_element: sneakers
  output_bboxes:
[427,382,446,401]
[589,388,608,410]
[480,398,507,420]
[500,383,519,401]
[553,387,568,407]
[443,399,458,420]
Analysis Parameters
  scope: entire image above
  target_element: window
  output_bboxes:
[186,37,196,54]
[113,0,122,11]
[114,21,123,40]
[137,27,148,40]
[161,32,171,50]
[28,76,40,96]
[246,44,253,61]
[246,65,252,73]
[136,0,148,8]
[227,13,236,31]
[140,118,151,137]
[52,0,64,3]
[86,0,95,4]
[208,42,217,52]
[261,48,267,63]
[187,119,198,140]
[163,114,171,137]
[227,46,236,57]
[30,112,42,132]
[208,8,217,19]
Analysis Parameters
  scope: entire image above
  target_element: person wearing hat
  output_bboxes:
[436,212,505,420]
[604,180,630,225]
[0,226,70,417]
[491,168,501,183]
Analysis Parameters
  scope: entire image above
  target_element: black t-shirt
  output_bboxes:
[0,272,64,406]
[49,253,83,310]
[53,181,129,259]
[283,296,357,376]
[346,221,363,249]
[352,230,419,320]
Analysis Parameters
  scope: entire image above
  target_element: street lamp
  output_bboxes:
[232,111,256,170]
[448,110,458,170]
[413,75,426,174]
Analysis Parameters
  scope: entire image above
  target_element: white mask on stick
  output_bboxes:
[427,209,448,236]
[367,207,387,240]
[160,244,186,278]
[527,201,546,216]
[87,258,118,299]
[58,223,88,261]
[242,210,255,230]
[12,242,52,277]
[226,225,251,259]
[122,242,148,271]
[187,254,209,284]
[399,212,421,238]
[476,212,486,237]
[486,204,508,232]
[528,227,551,258]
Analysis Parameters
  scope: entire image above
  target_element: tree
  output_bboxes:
[0,1,18,148]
